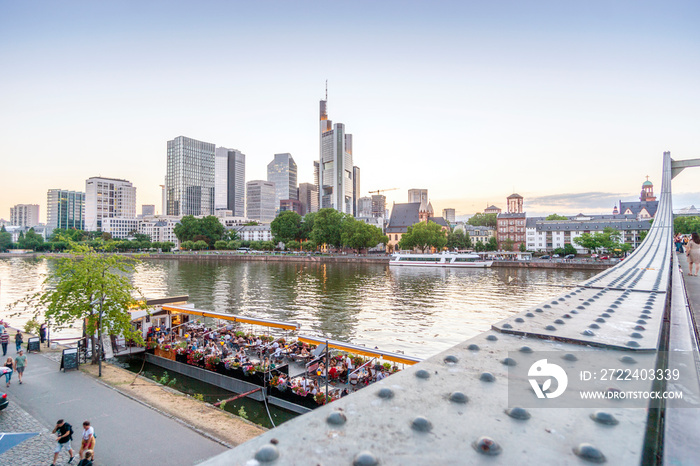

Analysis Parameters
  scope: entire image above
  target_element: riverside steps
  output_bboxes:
[201,152,700,465]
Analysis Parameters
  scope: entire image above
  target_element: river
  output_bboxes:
[0,257,597,359]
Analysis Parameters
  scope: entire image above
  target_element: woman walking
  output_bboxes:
[686,232,700,276]
[4,357,13,387]
[79,421,96,460]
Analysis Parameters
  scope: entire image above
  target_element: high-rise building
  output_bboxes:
[313,161,320,192]
[353,166,361,217]
[299,182,319,215]
[142,205,156,216]
[319,97,355,214]
[442,208,456,224]
[408,189,428,204]
[10,204,40,228]
[85,177,136,231]
[47,189,85,230]
[160,182,166,215]
[267,153,297,212]
[371,195,386,218]
[280,199,304,216]
[215,147,246,216]
[166,136,216,217]
[358,197,372,217]
[246,180,276,223]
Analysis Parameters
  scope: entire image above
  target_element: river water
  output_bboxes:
[0,257,598,359]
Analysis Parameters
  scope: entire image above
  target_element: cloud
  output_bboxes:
[526,192,628,214]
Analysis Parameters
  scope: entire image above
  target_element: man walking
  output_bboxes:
[0,329,8,356]
[14,350,27,384]
[51,419,76,466]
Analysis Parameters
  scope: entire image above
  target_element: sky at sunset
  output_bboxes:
[1,1,699,223]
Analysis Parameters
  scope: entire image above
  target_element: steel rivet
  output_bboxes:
[571,310,579,314]
[486,335,498,341]
[505,407,531,420]
[545,325,556,330]
[626,341,640,348]
[601,313,611,318]
[630,332,643,339]
[535,308,544,313]
[562,353,578,361]
[634,325,645,331]
[590,411,619,425]
[606,309,615,313]
[255,445,280,463]
[444,355,458,364]
[596,318,606,323]
[353,451,379,466]
[526,313,535,317]
[515,317,525,323]
[467,344,480,351]
[642,310,651,314]
[473,437,502,456]
[415,369,430,379]
[554,319,565,325]
[502,323,512,329]
[573,443,606,463]
[411,416,433,432]
[501,357,516,366]
[480,372,495,382]
[577,306,586,310]
[610,304,618,308]
[582,330,595,336]
[619,355,636,364]
[449,391,468,404]
[589,324,600,329]
[563,314,572,319]
[583,302,591,306]
[519,346,533,353]
[377,388,394,399]
[327,411,347,426]
[559,297,566,301]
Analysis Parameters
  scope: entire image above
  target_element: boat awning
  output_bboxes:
[297,335,422,365]
[161,305,300,331]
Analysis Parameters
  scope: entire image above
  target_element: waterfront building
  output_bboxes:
[246,180,276,223]
[525,213,651,252]
[280,199,304,216]
[137,216,180,248]
[453,223,495,245]
[318,97,355,214]
[353,166,360,217]
[142,205,155,217]
[496,193,526,251]
[357,197,372,217]
[236,224,273,243]
[85,177,136,232]
[166,136,216,217]
[484,205,502,214]
[46,189,85,230]
[9,204,40,228]
[101,217,138,239]
[215,147,246,217]
[386,200,448,252]
[267,153,297,213]
[299,183,319,215]
[442,208,456,224]
[613,178,659,220]
[408,189,428,204]
[371,195,386,218]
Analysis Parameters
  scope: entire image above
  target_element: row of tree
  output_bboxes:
[572,227,632,255]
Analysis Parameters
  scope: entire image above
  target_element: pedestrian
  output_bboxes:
[79,421,96,460]
[4,357,13,387]
[686,232,700,276]
[77,450,93,466]
[14,350,27,384]
[0,330,9,356]
[14,330,23,353]
[51,419,75,466]
[40,322,47,344]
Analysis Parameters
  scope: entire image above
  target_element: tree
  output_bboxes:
[180,240,195,251]
[302,240,317,252]
[17,228,44,250]
[467,213,497,228]
[174,216,225,246]
[340,218,388,252]
[519,242,527,252]
[446,229,472,250]
[546,214,568,221]
[311,208,346,249]
[398,221,447,253]
[193,240,208,250]
[674,216,700,234]
[227,240,242,250]
[474,240,485,252]
[10,242,145,370]
[502,238,514,252]
[485,237,498,251]
[271,211,303,244]
[214,240,228,250]
[0,226,12,251]
[573,233,599,253]
[286,240,302,251]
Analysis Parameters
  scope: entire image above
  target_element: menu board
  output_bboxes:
[27,337,41,353]
[60,348,79,371]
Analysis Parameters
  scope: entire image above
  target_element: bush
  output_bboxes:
[193,393,204,401]
[219,401,227,411]
[238,406,248,419]
[214,240,228,250]
[24,319,40,335]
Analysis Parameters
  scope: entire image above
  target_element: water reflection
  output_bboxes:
[1,258,598,359]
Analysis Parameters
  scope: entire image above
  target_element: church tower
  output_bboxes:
[640,177,656,202]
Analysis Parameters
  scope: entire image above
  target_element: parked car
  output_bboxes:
[600,255,610,260]
[540,255,551,260]
[0,392,8,411]
[564,254,576,259]
[552,254,560,258]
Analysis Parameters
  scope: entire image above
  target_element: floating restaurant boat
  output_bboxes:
[389,251,493,268]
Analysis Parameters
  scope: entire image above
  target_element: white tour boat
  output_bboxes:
[389,252,493,268]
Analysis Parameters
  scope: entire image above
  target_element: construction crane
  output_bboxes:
[368,188,399,195]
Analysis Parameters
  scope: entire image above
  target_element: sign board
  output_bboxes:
[60,348,79,372]
[26,337,40,353]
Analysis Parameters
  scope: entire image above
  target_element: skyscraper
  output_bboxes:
[371,195,387,218]
[246,181,276,223]
[408,189,428,204]
[47,189,85,230]
[319,96,354,214]
[166,136,215,217]
[442,208,456,224]
[357,197,372,217]
[85,177,137,231]
[215,147,246,216]
[10,204,40,228]
[353,166,361,217]
[299,182,319,215]
[267,153,297,212]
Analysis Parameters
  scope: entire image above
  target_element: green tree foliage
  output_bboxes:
[446,229,472,250]
[224,230,240,241]
[180,240,195,250]
[227,240,242,250]
[573,227,627,254]
[11,241,146,364]
[286,240,302,251]
[398,221,447,253]
[553,244,577,256]
[193,240,209,250]
[19,229,47,251]
[546,214,569,221]
[0,226,12,251]
[467,213,497,228]
[214,240,228,250]
[173,216,225,246]
[674,216,700,235]
[486,237,498,251]
[340,218,388,252]
[302,240,317,251]
[271,211,303,243]
[519,242,527,252]
[311,208,347,248]
[502,238,515,252]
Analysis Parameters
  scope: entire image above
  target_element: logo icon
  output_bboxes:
[528,359,568,399]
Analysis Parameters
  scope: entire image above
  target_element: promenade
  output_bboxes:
[678,251,700,337]
[1,352,226,465]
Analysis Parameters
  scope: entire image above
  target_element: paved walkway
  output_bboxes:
[678,250,700,338]
[1,352,227,465]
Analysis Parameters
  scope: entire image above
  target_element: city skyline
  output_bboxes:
[1,1,699,223]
